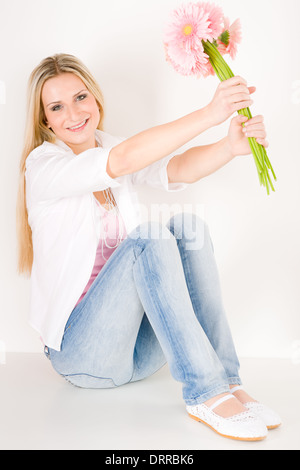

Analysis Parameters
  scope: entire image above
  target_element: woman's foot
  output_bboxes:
[229,385,282,430]
[187,393,268,441]
[204,392,247,418]
[229,384,258,404]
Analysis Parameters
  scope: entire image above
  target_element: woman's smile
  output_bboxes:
[67,118,90,132]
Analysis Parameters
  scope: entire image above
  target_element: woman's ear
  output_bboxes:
[44,118,51,129]
[44,118,53,132]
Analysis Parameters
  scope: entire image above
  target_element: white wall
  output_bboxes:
[0,0,299,359]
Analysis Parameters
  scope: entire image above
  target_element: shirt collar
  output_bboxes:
[54,129,103,153]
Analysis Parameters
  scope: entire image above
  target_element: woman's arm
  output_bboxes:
[106,106,214,178]
[167,114,269,184]
[167,138,234,184]
[107,76,255,178]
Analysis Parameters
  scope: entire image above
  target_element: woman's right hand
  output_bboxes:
[207,76,256,127]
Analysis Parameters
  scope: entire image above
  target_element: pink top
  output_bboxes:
[74,198,127,307]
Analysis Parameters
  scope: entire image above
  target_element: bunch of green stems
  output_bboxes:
[203,40,276,195]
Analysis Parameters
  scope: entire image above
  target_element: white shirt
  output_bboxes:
[25,130,188,350]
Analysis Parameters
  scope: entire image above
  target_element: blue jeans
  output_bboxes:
[46,213,242,406]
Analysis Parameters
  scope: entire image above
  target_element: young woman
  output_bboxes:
[17,53,281,442]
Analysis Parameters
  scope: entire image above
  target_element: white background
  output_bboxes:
[0,0,299,359]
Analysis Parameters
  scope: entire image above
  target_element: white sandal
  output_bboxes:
[187,395,268,441]
[230,386,282,430]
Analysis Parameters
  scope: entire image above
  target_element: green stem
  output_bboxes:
[202,40,276,194]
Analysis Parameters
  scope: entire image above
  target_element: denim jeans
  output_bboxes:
[45,213,242,406]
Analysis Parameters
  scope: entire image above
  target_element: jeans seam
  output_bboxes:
[62,372,118,387]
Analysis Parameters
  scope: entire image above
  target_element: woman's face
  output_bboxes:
[42,73,101,154]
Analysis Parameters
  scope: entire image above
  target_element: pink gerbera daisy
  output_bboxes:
[164,2,212,77]
[164,2,211,52]
[164,2,225,78]
[165,42,210,77]
[197,1,224,41]
[217,17,242,59]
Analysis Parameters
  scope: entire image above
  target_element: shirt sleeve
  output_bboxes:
[130,155,189,192]
[25,144,121,203]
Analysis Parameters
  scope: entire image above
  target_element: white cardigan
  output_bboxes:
[25,130,188,350]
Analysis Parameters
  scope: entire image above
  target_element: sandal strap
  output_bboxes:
[209,394,236,411]
[230,385,244,394]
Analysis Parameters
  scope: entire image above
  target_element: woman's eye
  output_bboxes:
[77,94,87,102]
[51,105,62,112]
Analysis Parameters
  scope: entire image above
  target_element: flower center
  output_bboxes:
[183,24,193,36]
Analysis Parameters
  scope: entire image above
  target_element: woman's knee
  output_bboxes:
[167,212,210,250]
[128,220,177,260]
[129,220,175,241]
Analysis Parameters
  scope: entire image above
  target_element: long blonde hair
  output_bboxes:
[16,53,105,276]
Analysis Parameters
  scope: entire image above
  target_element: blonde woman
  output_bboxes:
[17,53,281,442]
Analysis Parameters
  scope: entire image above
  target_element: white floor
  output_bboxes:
[0,353,299,450]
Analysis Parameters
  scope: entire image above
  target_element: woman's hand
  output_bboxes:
[227,114,269,157]
[207,76,256,127]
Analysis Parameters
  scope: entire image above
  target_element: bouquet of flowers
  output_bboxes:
[163,2,276,195]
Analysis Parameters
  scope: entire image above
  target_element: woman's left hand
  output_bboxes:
[227,114,269,157]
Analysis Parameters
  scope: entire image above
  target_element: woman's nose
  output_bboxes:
[66,105,83,123]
